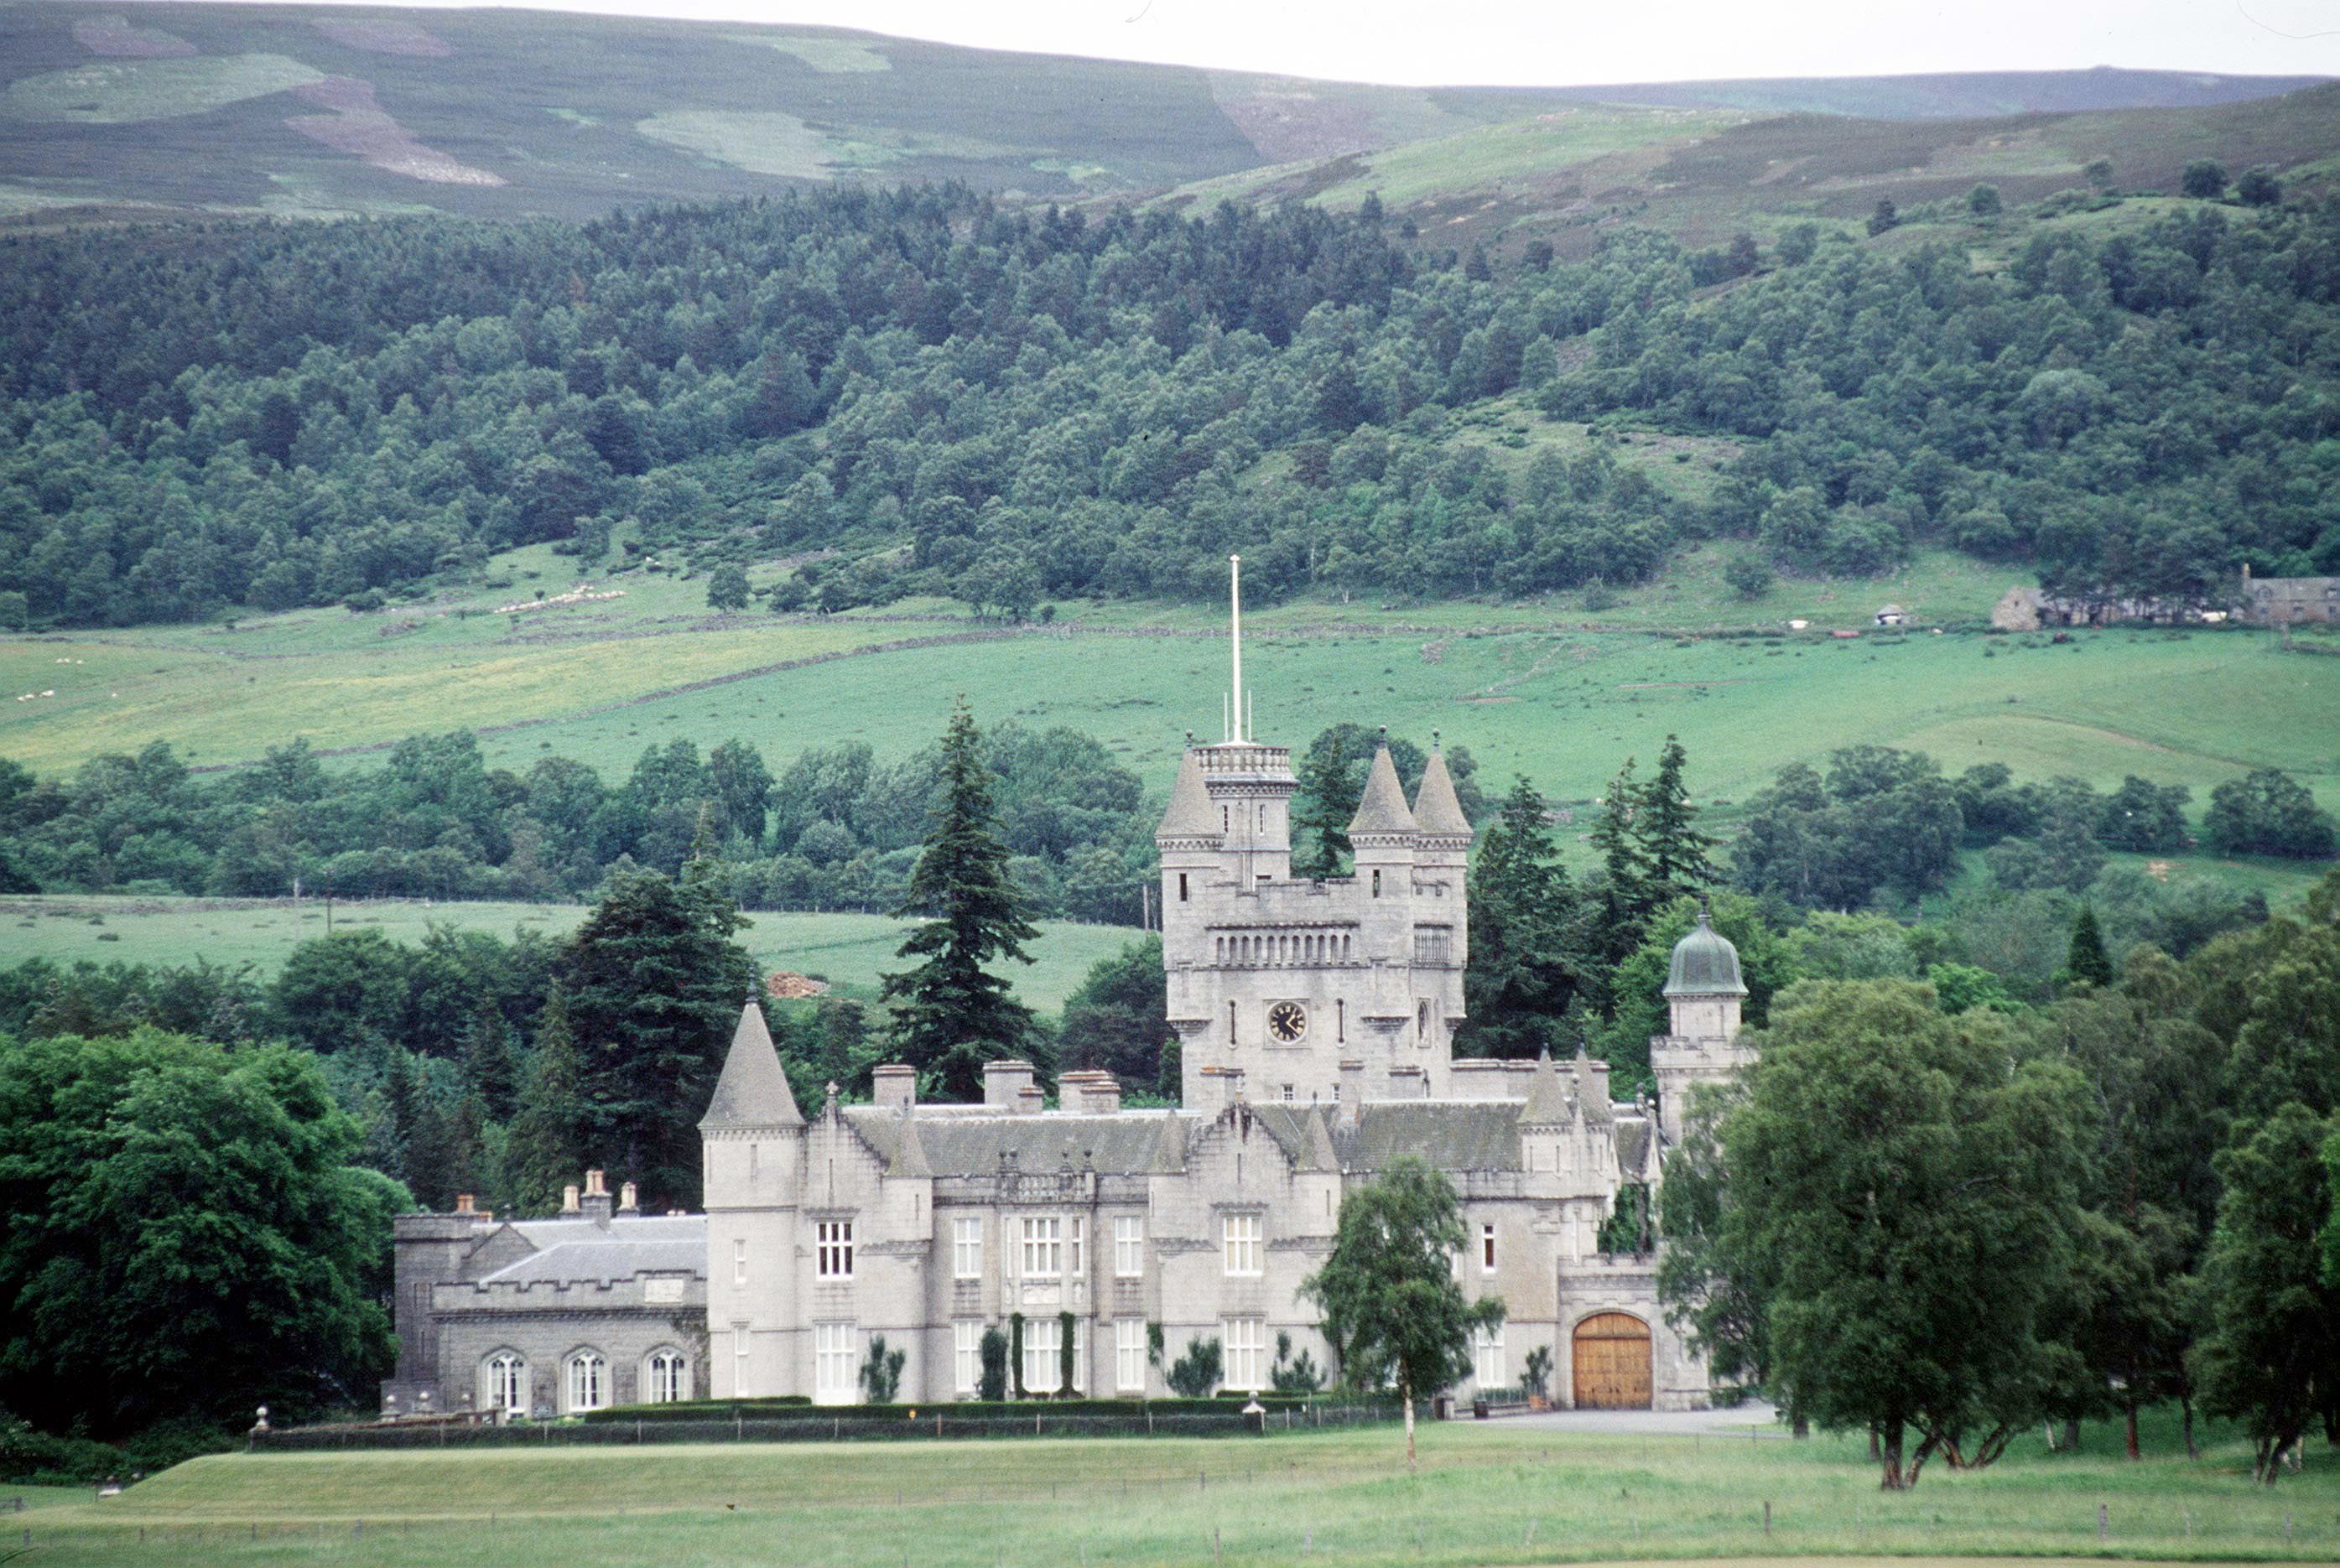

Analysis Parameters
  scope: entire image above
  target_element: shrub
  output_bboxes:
[859,1335,905,1404]
[1722,551,1774,600]
[1165,1336,1223,1398]
[2181,159,2229,200]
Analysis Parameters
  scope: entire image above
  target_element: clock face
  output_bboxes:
[1266,1001,1308,1043]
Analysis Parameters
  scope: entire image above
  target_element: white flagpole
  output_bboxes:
[1230,553,1243,742]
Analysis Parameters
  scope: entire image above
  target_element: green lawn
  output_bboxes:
[0,896,1143,1011]
[9,1416,2335,1566]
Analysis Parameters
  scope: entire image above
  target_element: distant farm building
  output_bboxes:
[1991,587,2207,631]
[2239,566,2340,626]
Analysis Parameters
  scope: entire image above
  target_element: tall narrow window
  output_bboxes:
[1069,1217,1085,1277]
[486,1353,526,1416]
[1023,1314,1061,1394]
[1222,1213,1262,1277]
[814,1323,856,1404]
[954,1321,980,1396]
[1114,1215,1145,1278]
[953,1217,984,1280]
[646,1349,688,1404]
[816,1220,854,1280]
[1178,873,1188,903]
[1115,1319,1147,1392]
[1474,1324,1505,1389]
[1336,999,1344,1042]
[1371,869,1381,896]
[733,1238,747,1286]
[564,1350,607,1413]
[732,1321,751,1398]
[1228,999,1238,1044]
[1481,1223,1497,1273]
[1223,1318,1266,1392]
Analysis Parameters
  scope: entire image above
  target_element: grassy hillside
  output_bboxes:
[1166,80,2340,255]
[7,533,2335,896]
[0,894,1143,1010]
[0,3,2325,225]
[13,1412,2336,1566]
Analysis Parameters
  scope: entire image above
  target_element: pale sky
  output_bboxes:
[216,0,2340,86]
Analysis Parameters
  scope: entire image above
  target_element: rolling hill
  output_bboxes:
[0,3,2327,226]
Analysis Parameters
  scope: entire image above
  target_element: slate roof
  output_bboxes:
[700,1000,804,1129]
[476,1215,708,1285]
[1347,743,1417,837]
[1412,749,1473,838]
[1156,750,1221,840]
[842,1108,1197,1176]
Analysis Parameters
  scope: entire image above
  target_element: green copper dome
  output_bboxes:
[1664,905,1747,997]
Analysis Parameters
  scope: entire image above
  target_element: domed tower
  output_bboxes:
[1648,899,1755,1144]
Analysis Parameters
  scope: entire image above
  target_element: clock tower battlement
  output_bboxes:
[1156,556,1469,1113]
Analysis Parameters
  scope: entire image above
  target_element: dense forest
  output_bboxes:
[2,182,2336,629]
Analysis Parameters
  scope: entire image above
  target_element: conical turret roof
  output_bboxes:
[1665,902,1748,997]
[1346,742,1417,837]
[1156,749,1220,840]
[699,999,804,1129]
[1412,746,1472,838]
[1520,1048,1570,1124]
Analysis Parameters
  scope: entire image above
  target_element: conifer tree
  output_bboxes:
[1455,776,1588,1058]
[562,864,756,1207]
[1638,735,1721,907]
[1589,755,1651,963]
[461,998,517,1122]
[2066,905,2115,989]
[884,699,1042,1100]
[505,984,589,1214]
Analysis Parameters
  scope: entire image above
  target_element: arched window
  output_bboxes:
[565,1350,607,1413]
[644,1348,689,1404]
[485,1352,527,1417]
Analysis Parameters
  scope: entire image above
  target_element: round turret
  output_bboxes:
[1663,905,1747,997]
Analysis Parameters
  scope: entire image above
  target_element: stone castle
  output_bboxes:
[383,569,1755,1419]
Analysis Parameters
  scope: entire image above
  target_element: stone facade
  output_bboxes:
[382,1174,707,1419]
[388,657,1755,1417]
[697,711,1751,1411]
[2239,565,2340,625]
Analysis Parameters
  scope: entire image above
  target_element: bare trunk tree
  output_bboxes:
[1401,1373,1417,1472]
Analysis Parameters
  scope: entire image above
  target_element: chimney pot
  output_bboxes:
[618,1181,639,1215]
[454,1193,475,1216]
[561,1183,581,1214]
[584,1169,607,1197]
[580,1170,614,1224]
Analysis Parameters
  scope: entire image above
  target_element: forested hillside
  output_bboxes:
[3,179,2336,631]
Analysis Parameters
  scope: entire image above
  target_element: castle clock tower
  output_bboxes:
[1157,557,1469,1110]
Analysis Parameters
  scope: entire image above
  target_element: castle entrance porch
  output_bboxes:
[1570,1311,1652,1410]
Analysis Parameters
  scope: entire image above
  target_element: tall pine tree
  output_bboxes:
[560,864,757,1208]
[1589,755,1651,966]
[2065,905,2116,989]
[884,699,1042,1100]
[505,984,589,1215]
[1639,735,1722,907]
[1454,776,1589,1058]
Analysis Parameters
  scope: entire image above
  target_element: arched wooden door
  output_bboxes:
[1572,1312,1652,1410]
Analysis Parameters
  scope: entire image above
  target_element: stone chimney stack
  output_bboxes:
[561,1183,581,1215]
[983,1060,1037,1109]
[580,1168,613,1225]
[1017,1084,1047,1116]
[617,1181,639,1217]
[1060,1070,1122,1115]
[873,1063,917,1114]
[1339,1059,1365,1128]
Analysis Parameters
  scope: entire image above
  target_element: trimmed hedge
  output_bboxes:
[584,1394,1323,1425]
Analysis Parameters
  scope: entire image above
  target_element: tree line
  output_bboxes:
[1661,870,2340,1487]
[3,184,2335,632]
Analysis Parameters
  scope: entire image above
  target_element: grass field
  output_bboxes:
[8,1415,2337,1566]
[0,896,1145,1010]
[5,534,2336,903]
